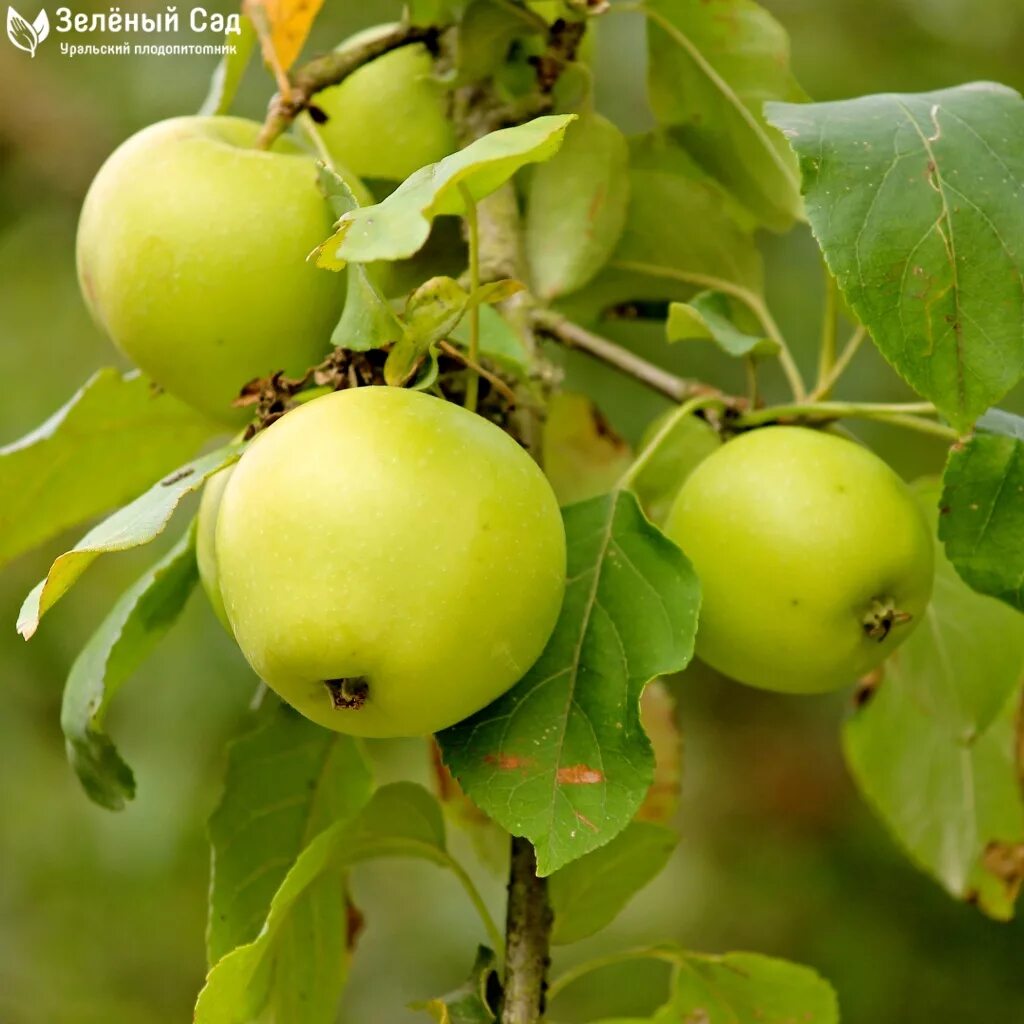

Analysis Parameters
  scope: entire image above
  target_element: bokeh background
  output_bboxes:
[2,1,1023,1021]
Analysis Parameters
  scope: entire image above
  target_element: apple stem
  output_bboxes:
[500,837,553,1024]
[815,267,839,395]
[533,309,714,405]
[811,324,868,401]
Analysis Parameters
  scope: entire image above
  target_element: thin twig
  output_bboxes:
[736,399,957,440]
[532,309,708,404]
[816,268,838,393]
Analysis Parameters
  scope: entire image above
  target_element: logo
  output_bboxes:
[7,6,49,56]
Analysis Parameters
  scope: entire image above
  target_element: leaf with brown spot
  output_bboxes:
[767,85,1024,429]
[438,490,700,876]
[983,841,1024,906]
[556,764,605,785]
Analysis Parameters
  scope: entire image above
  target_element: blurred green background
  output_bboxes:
[2,1,1023,1022]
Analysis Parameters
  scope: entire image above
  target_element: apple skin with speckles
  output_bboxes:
[214,387,567,737]
[77,116,342,424]
[664,426,934,694]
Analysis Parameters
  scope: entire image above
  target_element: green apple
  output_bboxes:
[215,386,567,737]
[313,27,455,182]
[196,464,233,632]
[77,116,342,424]
[664,426,934,694]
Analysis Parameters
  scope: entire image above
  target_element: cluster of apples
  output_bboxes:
[76,37,570,737]
[75,29,935,738]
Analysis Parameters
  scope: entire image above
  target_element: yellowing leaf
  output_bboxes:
[244,0,324,73]
[637,680,682,824]
[542,393,633,507]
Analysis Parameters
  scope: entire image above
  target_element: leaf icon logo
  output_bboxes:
[7,7,49,57]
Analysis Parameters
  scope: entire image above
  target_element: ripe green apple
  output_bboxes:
[196,464,234,632]
[664,426,934,694]
[313,27,455,182]
[215,386,567,737]
[77,116,342,424]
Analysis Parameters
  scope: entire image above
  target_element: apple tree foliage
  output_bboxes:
[5,0,1024,1021]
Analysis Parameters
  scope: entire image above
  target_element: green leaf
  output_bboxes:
[386,276,523,386]
[207,703,373,964]
[525,112,631,300]
[18,446,243,641]
[411,946,500,1023]
[766,83,1024,430]
[667,292,778,357]
[438,490,701,876]
[559,137,762,321]
[542,392,633,507]
[0,369,217,571]
[317,163,405,352]
[844,483,1024,919]
[646,0,804,231]
[333,262,405,351]
[939,410,1024,610]
[587,948,839,1023]
[631,410,721,527]
[315,161,362,221]
[656,951,839,1023]
[196,784,450,1024]
[314,115,576,268]
[198,14,257,115]
[549,821,677,945]
[60,527,198,811]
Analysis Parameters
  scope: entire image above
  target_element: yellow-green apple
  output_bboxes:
[215,386,567,736]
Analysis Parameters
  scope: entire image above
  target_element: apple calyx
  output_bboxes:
[325,677,370,711]
[862,598,913,642]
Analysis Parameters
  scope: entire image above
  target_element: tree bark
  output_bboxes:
[501,837,553,1024]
